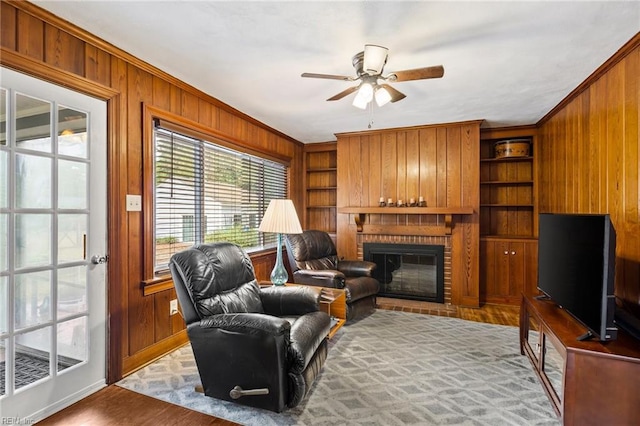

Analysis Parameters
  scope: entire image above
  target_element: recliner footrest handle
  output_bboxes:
[229,385,269,399]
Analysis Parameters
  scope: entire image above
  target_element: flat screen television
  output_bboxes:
[538,213,617,341]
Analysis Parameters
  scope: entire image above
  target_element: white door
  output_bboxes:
[0,67,107,422]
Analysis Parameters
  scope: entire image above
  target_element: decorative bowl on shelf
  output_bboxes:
[494,139,530,158]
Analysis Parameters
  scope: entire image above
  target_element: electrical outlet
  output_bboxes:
[170,299,179,316]
[126,194,142,212]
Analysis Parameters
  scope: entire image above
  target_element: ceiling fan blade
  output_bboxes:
[390,65,444,82]
[379,84,406,103]
[301,72,354,81]
[327,86,359,101]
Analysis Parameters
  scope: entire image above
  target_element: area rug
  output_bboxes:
[117,310,560,425]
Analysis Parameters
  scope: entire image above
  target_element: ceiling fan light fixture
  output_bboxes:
[363,44,388,75]
[358,82,374,101]
[352,82,374,109]
[374,86,392,107]
[352,94,368,109]
[302,44,443,108]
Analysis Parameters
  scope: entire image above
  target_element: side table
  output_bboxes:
[319,287,346,338]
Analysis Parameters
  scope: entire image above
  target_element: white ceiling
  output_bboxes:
[33,1,639,143]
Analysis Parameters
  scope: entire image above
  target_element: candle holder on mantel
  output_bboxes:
[378,197,386,207]
[386,198,396,207]
[417,196,426,207]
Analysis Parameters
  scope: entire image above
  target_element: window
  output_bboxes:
[153,126,287,273]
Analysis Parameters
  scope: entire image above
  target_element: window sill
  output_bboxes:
[142,275,173,296]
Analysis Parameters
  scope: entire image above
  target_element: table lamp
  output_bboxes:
[258,199,303,285]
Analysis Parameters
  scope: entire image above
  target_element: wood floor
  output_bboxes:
[38,385,238,426]
[38,301,520,425]
[376,297,521,326]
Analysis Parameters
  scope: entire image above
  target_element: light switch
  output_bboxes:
[126,194,142,211]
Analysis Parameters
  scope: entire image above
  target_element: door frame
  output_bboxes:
[1,49,125,384]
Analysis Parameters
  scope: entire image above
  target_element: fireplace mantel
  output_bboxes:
[337,206,474,215]
[338,206,474,234]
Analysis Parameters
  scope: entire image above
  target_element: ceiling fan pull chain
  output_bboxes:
[368,102,374,129]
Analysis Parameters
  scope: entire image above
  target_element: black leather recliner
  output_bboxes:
[285,230,380,321]
[169,242,331,412]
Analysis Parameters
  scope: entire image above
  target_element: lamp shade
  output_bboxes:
[375,86,392,107]
[352,90,369,109]
[364,44,389,75]
[352,82,374,109]
[258,199,303,234]
[358,82,374,102]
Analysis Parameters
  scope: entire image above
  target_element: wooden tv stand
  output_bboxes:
[520,294,640,425]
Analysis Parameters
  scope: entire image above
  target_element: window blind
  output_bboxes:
[154,127,287,273]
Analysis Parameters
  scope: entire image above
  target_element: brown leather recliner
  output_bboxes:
[285,230,380,321]
[169,242,330,412]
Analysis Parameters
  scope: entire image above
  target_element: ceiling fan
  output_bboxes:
[301,44,444,109]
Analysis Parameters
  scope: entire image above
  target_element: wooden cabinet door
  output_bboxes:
[494,240,512,299]
[481,239,514,304]
[480,239,494,301]
[508,241,525,298]
[481,239,500,303]
[481,238,538,305]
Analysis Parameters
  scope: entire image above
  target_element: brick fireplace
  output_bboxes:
[363,242,445,303]
[358,234,452,305]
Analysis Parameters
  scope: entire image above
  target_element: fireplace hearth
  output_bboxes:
[364,243,444,303]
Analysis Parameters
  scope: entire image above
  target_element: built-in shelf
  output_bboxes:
[480,180,534,185]
[480,156,533,163]
[307,168,337,172]
[480,203,534,208]
[479,134,536,239]
[304,143,337,234]
[480,131,537,306]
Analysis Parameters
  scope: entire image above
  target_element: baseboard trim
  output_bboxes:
[30,380,106,423]
[121,330,189,378]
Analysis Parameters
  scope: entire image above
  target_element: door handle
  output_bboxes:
[91,254,109,264]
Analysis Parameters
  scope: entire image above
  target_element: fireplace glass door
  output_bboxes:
[364,243,444,303]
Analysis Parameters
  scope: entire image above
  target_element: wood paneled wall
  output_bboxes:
[3,0,637,382]
[538,34,640,317]
[336,121,481,306]
[1,0,304,380]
